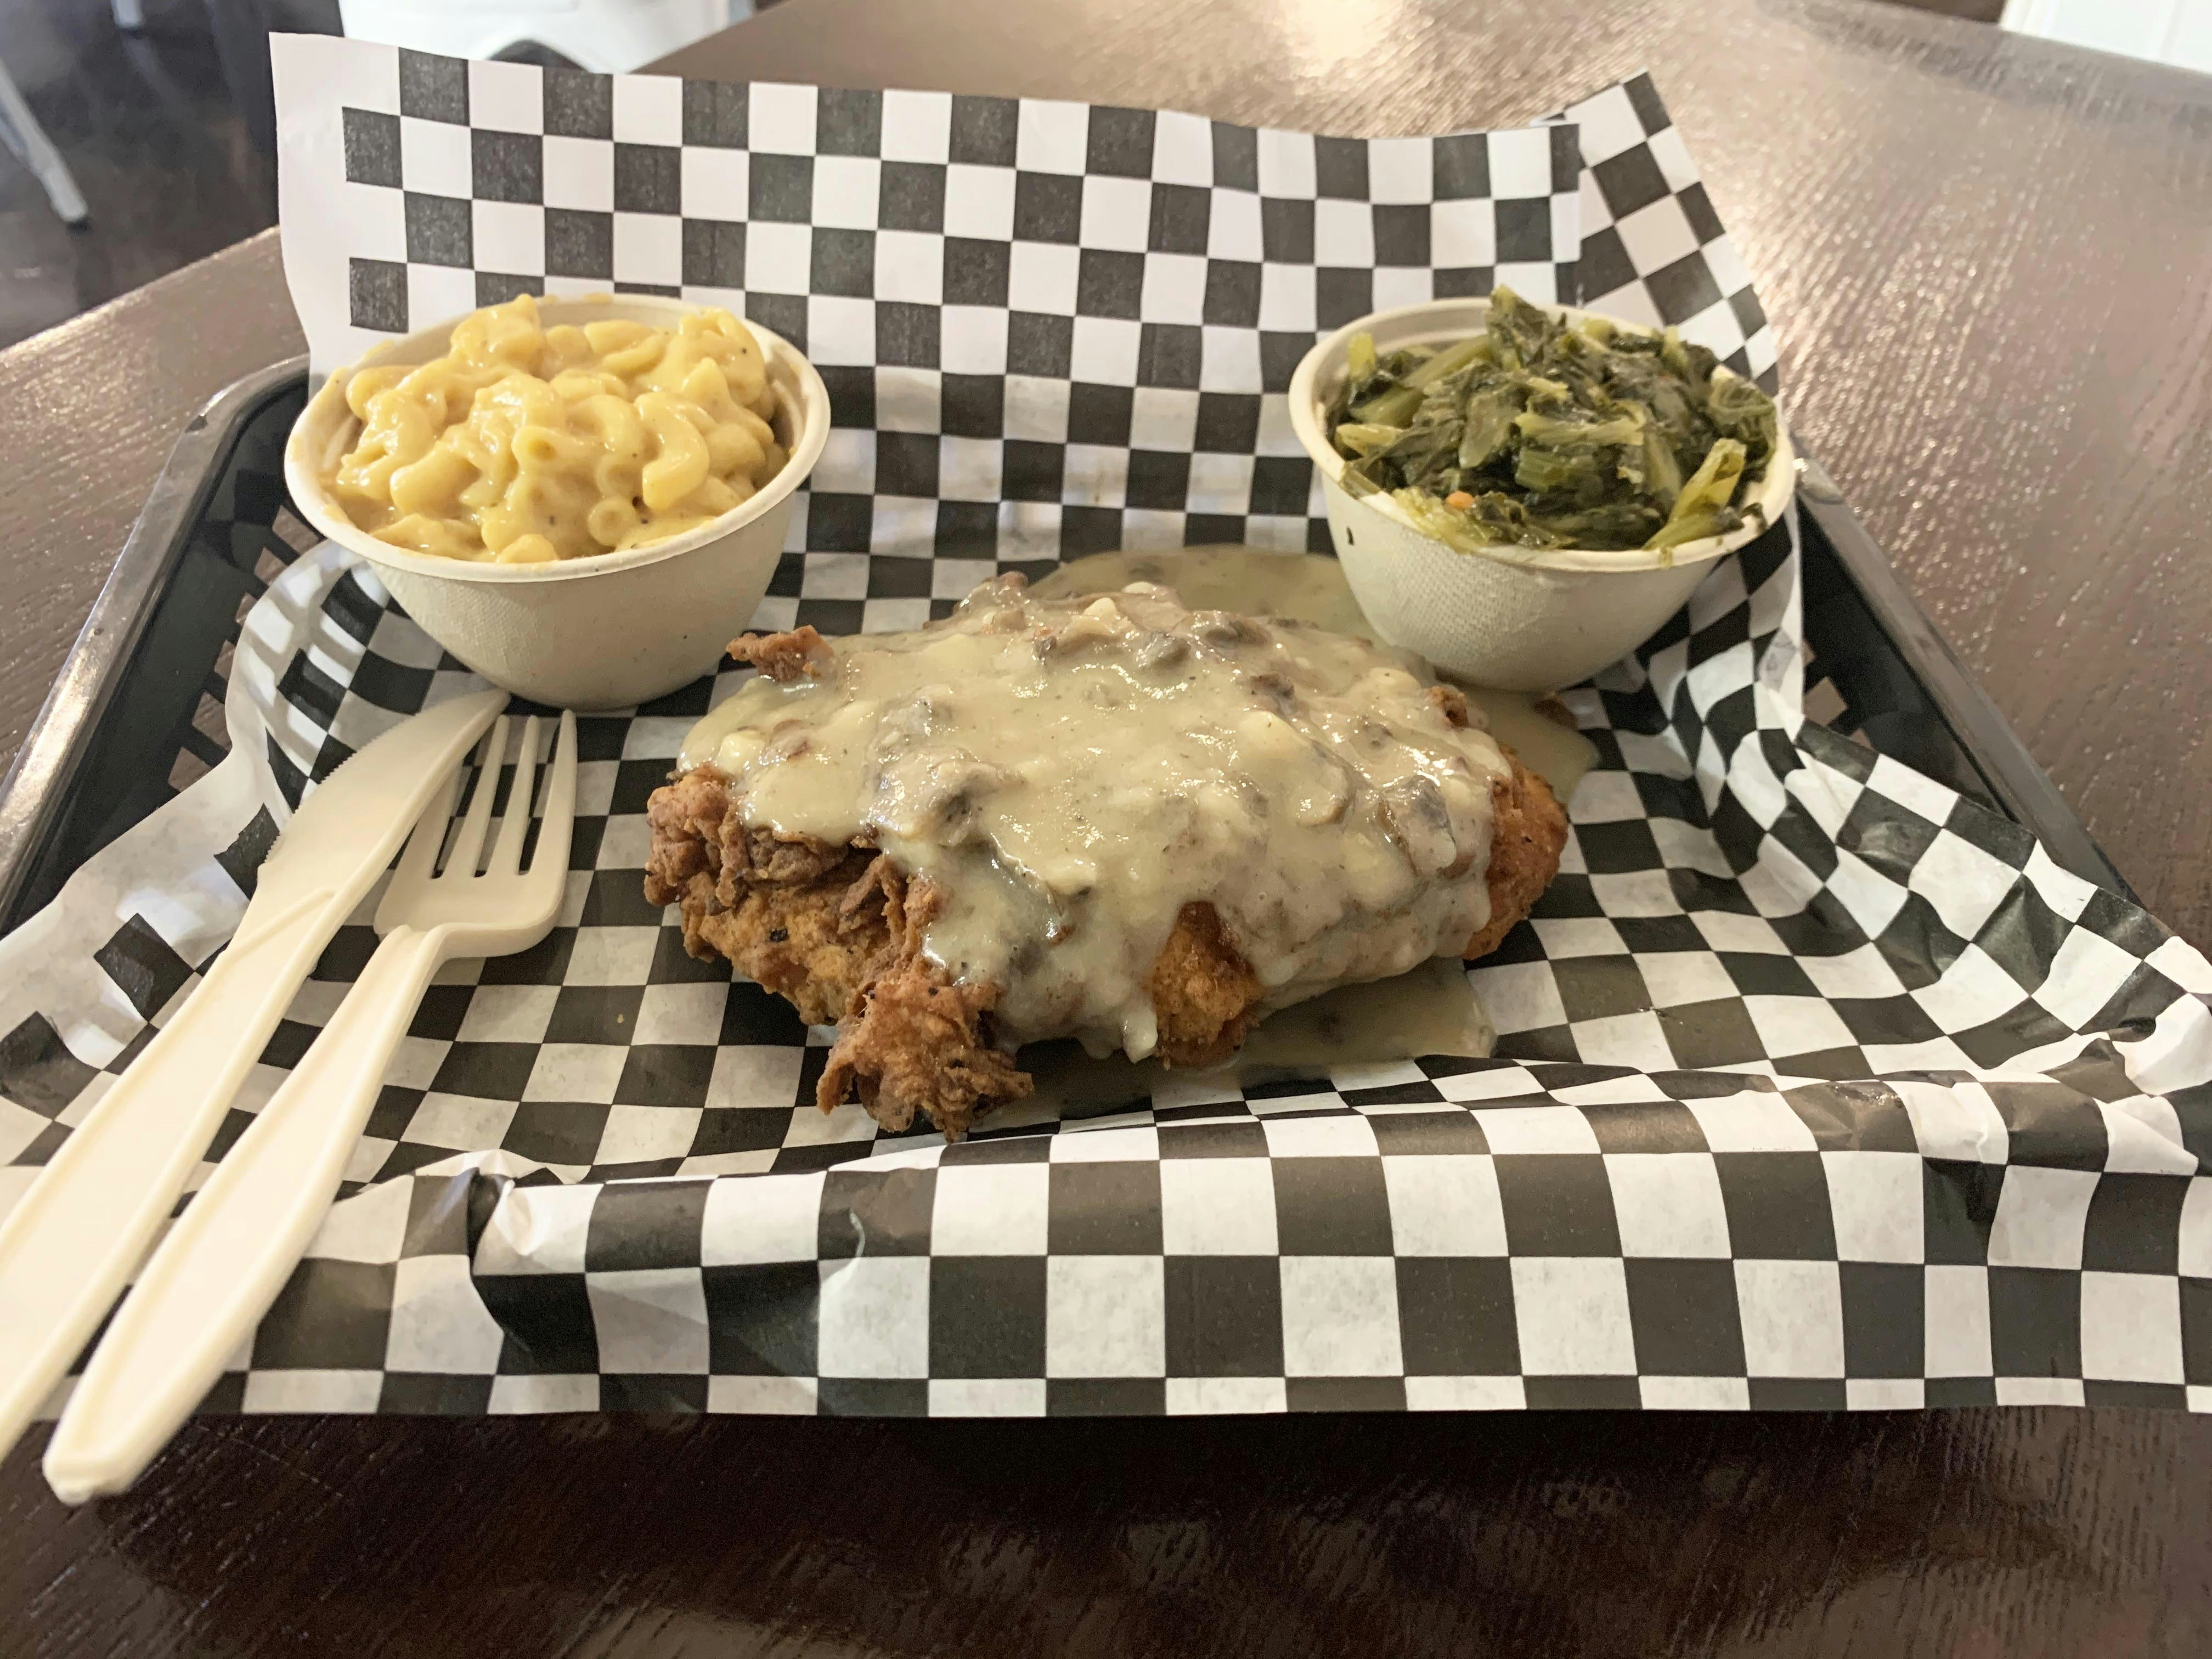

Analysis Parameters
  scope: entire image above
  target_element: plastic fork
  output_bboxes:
[42,710,578,1502]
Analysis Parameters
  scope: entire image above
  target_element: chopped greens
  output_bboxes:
[1324,286,1779,555]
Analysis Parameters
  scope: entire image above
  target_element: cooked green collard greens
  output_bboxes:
[1327,287,1779,555]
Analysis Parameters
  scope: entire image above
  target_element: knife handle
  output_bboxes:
[0,885,337,1464]
[46,925,449,1502]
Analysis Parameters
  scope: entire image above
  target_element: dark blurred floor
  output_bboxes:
[0,0,2000,355]
[0,0,275,349]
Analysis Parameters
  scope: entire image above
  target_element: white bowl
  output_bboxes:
[285,295,831,711]
[1289,298,1795,692]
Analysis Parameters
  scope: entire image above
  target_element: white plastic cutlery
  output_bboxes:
[0,689,508,1466]
[44,710,577,1502]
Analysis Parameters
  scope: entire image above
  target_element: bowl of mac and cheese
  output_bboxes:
[286,293,830,709]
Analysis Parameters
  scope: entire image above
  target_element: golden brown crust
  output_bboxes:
[644,750,1565,1138]
[645,768,1030,1134]
[815,960,1030,1138]
[646,766,882,1025]
[1148,903,1266,1069]
[1464,748,1567,961]
[642,764,734,901]
[679,854,882,1027]
[729,625,833,682]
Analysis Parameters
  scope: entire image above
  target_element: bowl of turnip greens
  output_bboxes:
[1289,288,1795,691]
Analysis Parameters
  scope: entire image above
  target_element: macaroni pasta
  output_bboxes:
[323,296,787,563]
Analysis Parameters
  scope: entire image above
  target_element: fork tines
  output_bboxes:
[399,713,563,884]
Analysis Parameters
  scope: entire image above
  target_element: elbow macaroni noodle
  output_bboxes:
[323,296,788,563]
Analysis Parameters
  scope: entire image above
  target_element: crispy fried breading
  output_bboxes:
[1464,750,1567,960]
[816,962,1030,1138]
[729,625,833,682]
[645,756,1566,1139]
[648,778,1030,1131]
[1147,902,1265,1069]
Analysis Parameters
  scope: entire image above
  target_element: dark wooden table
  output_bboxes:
[7,1,2212,1652]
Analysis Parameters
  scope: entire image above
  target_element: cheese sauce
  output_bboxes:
[679,577,1513,1061]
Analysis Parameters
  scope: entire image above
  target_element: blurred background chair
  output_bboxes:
[194,0,750,164]
[0,0,761,347]
[0,48,87,224]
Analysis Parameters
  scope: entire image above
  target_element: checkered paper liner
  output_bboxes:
[3,42,2209,1419]
[273,33,1589,569]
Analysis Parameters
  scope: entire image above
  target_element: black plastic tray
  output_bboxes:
[0,365,2133,935]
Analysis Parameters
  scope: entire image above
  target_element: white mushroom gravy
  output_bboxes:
[678,573,1516,1062]
[1030,547,1598,800]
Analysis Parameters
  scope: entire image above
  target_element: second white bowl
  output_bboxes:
[285,295,831,712]
[1289,299,1795,692]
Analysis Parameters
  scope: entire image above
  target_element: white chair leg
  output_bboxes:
[112,0,147,32]
[0,58,89,225]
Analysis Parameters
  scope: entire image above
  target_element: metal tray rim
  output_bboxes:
[1791,461,2128,898]
[0,357,310,926]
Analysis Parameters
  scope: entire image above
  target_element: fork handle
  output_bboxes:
[0,884,345,1466]
[43,926,446,1503]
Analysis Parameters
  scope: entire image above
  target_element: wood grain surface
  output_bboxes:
[0,232,299,772]
[7,1408,2211,1655]
[5,2,2212,1654]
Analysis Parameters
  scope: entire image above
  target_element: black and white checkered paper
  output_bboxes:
[2,40,2208,1420]
[1548,77,1776,394]
[275,34,1581,569]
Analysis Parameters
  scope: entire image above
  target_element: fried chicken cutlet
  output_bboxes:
[646,575,1566,1138]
